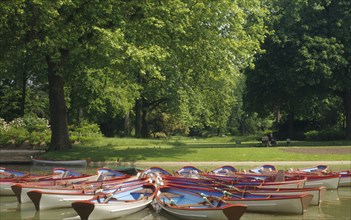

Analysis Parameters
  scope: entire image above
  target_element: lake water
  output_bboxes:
[1,165,350,220]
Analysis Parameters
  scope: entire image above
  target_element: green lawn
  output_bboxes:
[41,137,351,162]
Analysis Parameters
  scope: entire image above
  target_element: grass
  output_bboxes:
[41,136,351,163]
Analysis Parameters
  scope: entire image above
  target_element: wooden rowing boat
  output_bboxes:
[155,186,247,220]
[71,184,157,220]
[27,179,147,210]
[11,167,130,203]
[164,183,313,214]
[32,158,87,166]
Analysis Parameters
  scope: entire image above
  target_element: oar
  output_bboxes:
[213,187,245,199]
[162,194,177,206]
[208,179,243,192]
[199,193,216,208]
[102,187,122,203]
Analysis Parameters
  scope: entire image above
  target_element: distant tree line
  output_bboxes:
[0,0,349,151]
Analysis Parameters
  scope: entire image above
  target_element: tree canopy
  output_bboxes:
[1,0,350,151]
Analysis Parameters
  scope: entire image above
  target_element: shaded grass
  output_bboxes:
[41,137,351,162]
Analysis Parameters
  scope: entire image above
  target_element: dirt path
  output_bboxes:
[281,147,350,154]
[95,161,351,168]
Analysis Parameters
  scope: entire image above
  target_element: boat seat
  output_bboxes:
[62,171,70,178]
[159,192,183,198]
[175,202,209,208]
[275,170,285,182]
[96,172,107,181]
[132,188,154,194]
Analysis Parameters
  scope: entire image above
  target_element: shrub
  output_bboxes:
[69,120,102,142]
[305,129,345,141]
[2,126,30,145]
[23,115,49,133]
[0,116,50,147]
[304,130,319,141]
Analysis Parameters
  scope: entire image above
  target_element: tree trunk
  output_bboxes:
[77,107,84,124]
[274,106,280,129]
[141,109,149,138]
[135,99,142,138]
[124,111,130,137]
[20,69,27,117]
[344,88,351,140]
[47,55,71,151]
[287,111,294,139]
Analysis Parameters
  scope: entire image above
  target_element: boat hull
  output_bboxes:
[28,190,94,210]
[0,181,15,196]
[32,159,87,166]
[226,194,313,214]
[159,203,247,220]
[244,187,326,206]
[339,172,351,187]
[72,199,152,220]
[71,184,157,220]
[304,175,340,189]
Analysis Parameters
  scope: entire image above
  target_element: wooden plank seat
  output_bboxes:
[131,188,154,194]
[159,192,184,198]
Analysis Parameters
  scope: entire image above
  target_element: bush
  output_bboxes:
[23,115,49,133]
[69,120,102,142]
[305,129,345,141]
[0,116,50,147]
[4,126,30,145]
[0,117,103,148]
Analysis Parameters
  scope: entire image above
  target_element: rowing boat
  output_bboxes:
[27,179,147,210]
[155,185,247,220]
[165,183,313,214]
[32,158,87,166]
[71,184,157,220]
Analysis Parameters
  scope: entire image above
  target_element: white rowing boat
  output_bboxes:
[32,158,87,166]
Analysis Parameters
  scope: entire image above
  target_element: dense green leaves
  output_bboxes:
[245,0,351,139]
[5,0,349,149]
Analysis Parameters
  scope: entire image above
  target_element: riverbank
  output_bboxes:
[102,160,351,166]
[0,149,44,164]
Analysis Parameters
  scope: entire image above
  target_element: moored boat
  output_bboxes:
[1,167,84,196]
[163,183,313,214]
[176,166,204,177]
[338,170,351,187]
[211,165,238,175]
[27,178,147,210]
[298,165,329,173]
[235,186,326,206]
[32,158,87,166]
[247,164,341,189]
[11,167,130,203]
[0,167,30,178]
[71,184,156,220]
[155,185,247,220]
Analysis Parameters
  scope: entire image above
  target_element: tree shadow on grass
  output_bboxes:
[42,145,197,162]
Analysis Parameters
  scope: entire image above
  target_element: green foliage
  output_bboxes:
[0,85,21,121]
[245,0,351,138]
[22,115,49,133]
[0,117,49,147]
[305,129,345,141]
[69,120,103,142]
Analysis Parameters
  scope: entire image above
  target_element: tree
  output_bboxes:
[0,0,133,150]
[245,0,350,139]
[117,0,268,137]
